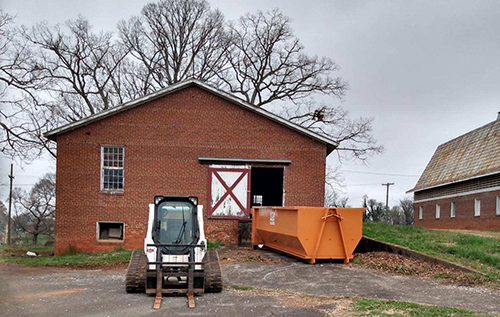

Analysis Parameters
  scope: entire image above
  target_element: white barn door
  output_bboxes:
[208,167,250,218]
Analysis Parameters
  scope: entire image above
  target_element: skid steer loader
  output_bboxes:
[125,196,222,309]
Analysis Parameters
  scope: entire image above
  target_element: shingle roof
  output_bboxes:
[412,119,500,192]
[44,79,338,154]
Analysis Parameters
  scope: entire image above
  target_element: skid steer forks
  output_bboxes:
[147,243,205,309]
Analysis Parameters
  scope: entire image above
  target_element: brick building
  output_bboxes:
[44,79,337,254]
[410,115,500,230]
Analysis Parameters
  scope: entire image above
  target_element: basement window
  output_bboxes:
[101,146,124,191]
[97,222,124,241]
[418,206,423,220]
[474,199,481,217]
[450,202,456,218]
[496,196,500,216]
[435,204,440,219]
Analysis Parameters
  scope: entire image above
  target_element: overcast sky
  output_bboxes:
[1,0,499,207]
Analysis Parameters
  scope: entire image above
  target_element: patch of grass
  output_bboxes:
[207,240,224,251]
[352,256,364,265]
[353,299,491,317]
[0,245,131,267]
[0,245,53,253]
[432,272,453,279]
[230,285,253,291]
[395,265,405,272]
[363,222,500,277]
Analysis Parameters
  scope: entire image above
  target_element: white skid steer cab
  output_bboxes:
[125,196,222,309]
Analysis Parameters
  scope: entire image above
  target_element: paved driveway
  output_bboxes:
[223,254,500,313]
[1,249,499,316]
[0,262,336,317]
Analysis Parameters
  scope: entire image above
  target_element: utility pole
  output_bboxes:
[7,163,14,246]
[381,182,394,210]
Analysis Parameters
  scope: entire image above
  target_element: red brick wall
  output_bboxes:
[54,86,327,254]
[414,189,500,230]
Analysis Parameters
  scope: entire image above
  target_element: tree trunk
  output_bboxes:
[32,233,38,245]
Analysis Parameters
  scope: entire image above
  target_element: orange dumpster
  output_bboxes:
[251,207,364,264]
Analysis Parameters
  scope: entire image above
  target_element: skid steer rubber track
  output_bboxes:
[204,250,223,293]
[125,250,147,293]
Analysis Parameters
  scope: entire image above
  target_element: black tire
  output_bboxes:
[204,250,223,293]
[125,250,147,293]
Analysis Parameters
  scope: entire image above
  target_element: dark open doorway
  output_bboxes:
[250,167,284,207]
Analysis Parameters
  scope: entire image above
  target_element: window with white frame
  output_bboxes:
[450,202,456,218]
[474,199,481,217]
[101,146,124,191]
[419,206,423,220]
[435,204,440,219]
[496,196,500,216]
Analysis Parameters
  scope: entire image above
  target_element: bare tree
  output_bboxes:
[383,205,404,225]
[220,9,345,107]
[325,191,349,208]
[0,10,46,160]
[399,198,414,226]
[324,165,344,207]
[284,101,383,161]
[363,197,384,222]
[12,173,55,245]
[118,0,228,95]
[20,17,128,114]
[0,200,7,243]
[1,15,128,160]
[219,9,381,161]
[2,5,382,167]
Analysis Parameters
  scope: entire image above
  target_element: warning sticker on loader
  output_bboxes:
[270,211,276,225]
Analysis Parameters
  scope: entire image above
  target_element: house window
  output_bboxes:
[497,196,500,216]
[474,199,481,217]
[101,146,124,191]
[418,206,423,220]
[97,222,124,240]
[450,202,456,218]
[435,204,440,219]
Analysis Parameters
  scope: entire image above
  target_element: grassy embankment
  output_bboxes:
[363,222,500,281]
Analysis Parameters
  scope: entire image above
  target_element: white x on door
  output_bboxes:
[208,167,250,218]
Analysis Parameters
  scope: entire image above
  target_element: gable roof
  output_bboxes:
[44,79,338,154]
[411,119,500,192]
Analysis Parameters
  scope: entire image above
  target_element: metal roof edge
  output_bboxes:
[198,157,291,165]
[411,170,500,193]
[43,79,338,152]
[437,119,498,148]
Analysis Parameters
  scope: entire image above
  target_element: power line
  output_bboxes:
[341,170,420,177]
[394,184,412,195]
[344,183,383,187]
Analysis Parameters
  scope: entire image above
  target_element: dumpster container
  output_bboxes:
[251,207,364,264]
